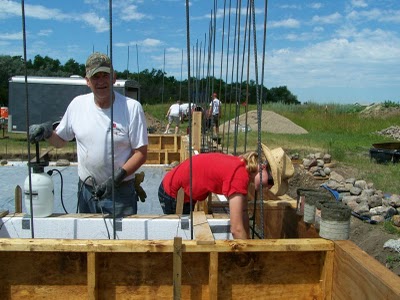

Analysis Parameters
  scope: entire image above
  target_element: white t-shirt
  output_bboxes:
[55,91,148,183]
[169,103,181,117]
[210,98,221,115]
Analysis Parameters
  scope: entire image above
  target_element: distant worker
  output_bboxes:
[164,99,182,134]
[28,52,148,218]
[208,92,221,136]
[158,144,294,239]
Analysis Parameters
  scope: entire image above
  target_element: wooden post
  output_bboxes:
[173,237,182,300]
[14,185,22,213]
[191,111,202,152]
[209,252,219,300]
[87,252,98,300]
[176,188,184,215]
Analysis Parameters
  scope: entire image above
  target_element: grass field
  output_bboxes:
[1,102,400,194]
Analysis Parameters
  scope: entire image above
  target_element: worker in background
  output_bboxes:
[164,99,182,134]
[158,144,294,239]
[208,92,221,136]
[28,52,148,217]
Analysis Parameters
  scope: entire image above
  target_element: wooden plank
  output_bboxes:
[320,250,334,300]
[87,252,98,300]
[173,237,182,300]
[0,238,334,253]
[333,240,400,299]
[176,188,184,215]
[209,252,218,300]
[217,251,325,299]
[193,211,215,245]
[191,111,202,152]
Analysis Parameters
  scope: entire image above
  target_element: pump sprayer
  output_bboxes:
[24,142,54,217]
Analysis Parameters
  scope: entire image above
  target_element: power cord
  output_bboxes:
[47,169,68,214]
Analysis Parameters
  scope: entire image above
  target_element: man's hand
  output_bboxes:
[95,167,127,199]
[28,122,53,143]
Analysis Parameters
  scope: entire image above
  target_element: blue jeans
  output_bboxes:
[78,179,138,218]
[158,182,192,214]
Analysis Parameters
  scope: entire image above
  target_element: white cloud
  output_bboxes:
[269,18,300,28]
[37,29,53,37]
[118,3,149,21]
[79,12,109,33]
[310,3,323,10]
[311,12,342,24]
[351,0,368,8]
[0,31,22,40]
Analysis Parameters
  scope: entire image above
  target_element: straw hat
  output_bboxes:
[261,143,294,196]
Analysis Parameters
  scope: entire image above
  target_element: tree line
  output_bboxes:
[0,54,300,107]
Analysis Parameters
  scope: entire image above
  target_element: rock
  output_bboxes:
[368,195,383,208]
[350,186,362,196]
[387,194,400,208]
[323,167,331,175]
[370,205,397,219]
[0,159,7,166]
[329,171,345,183]
[354,180,368,190]
[371,215,385,223]
[323,153,331,163]
[392,215,400,227]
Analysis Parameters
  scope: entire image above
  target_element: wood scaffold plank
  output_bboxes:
[209,252,218,300]
[193,211,215,245]
[87,252,98,300]
[173,237,182,300]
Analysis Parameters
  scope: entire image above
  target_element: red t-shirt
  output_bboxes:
[162,153,249,202]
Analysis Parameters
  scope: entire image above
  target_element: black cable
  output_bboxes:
[97,198,111,239]
[47,169,68,214]
[77,176,97,213]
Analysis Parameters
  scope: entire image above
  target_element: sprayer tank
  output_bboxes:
[24,172,54,217]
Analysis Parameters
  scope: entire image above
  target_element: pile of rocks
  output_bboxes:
[301,152,333,178]
[323,171,400,223]
[300,152,400,224]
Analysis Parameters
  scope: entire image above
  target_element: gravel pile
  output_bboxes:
[220,110,308,134]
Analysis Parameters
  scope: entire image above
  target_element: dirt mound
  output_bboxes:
[220,110,308,134]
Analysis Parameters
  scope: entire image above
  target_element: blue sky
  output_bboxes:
[0,0,399,104]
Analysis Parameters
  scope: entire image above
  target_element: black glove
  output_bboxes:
[95,167,127,199]
[134,172,147,202]
[28,122,53,143]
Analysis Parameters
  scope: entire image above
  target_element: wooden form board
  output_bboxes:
[0,238,335,299]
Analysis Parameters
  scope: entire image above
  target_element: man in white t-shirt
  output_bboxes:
[28,52,148,217]
[208,92,221,136]
[164,100,181,134]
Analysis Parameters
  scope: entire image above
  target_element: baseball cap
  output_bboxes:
[85,52,112,78]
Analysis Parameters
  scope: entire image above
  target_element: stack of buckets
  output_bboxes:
[297,188,351,240]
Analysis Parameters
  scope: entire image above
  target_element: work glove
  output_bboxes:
[134,171,147,202]
[28,121,53,143]
[95,167,127,199]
